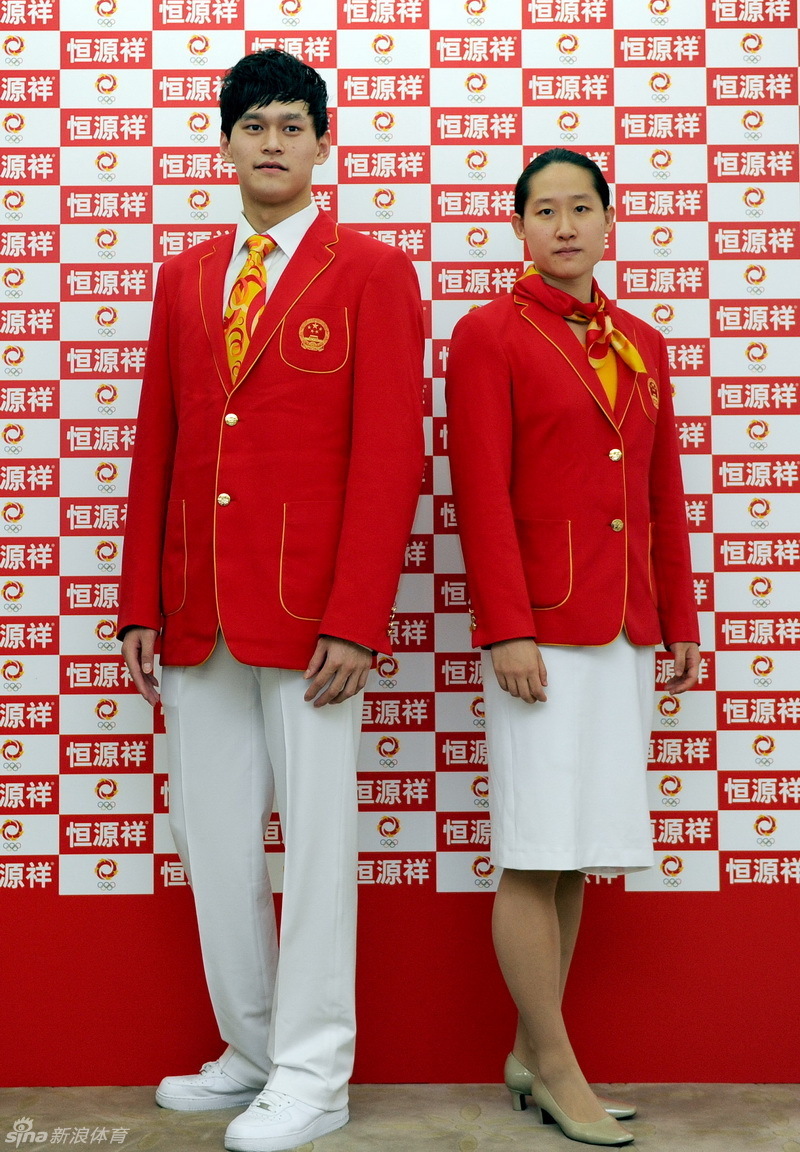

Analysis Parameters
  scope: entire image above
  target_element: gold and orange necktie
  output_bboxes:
[223,233,277,380]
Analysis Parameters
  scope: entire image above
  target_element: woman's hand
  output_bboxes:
[490,638,548,703]
[666,641,701,694]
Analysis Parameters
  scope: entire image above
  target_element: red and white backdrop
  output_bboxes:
[1,0,799,1088]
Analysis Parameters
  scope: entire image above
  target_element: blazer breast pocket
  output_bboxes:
[279,305,350,374]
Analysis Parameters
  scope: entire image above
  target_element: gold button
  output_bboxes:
[611,518,624,531]
[224,413,238,426]
[217,493,231,506]
[609,448,622,461]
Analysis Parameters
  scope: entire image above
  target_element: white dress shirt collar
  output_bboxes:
[224,201,319,311]
[231,200,319,263]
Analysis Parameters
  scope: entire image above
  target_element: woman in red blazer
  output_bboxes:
[446,149,700,1147]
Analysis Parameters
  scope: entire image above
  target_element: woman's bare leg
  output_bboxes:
[493,868,606,1122]
[511,868,585,1057]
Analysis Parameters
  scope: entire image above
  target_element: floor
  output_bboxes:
[1,1083,798,1151]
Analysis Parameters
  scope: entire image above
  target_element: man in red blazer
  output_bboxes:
[118,50,424,1152]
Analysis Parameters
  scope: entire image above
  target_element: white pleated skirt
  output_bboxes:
[482,635,656,876]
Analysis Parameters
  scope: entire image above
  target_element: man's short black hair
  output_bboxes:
[219,49,329,139]
[514,148,611,216]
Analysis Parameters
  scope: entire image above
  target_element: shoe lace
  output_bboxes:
[254,1088,290,1113]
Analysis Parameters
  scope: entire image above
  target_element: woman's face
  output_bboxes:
[511,162,614,301]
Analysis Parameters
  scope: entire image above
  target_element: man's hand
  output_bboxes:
[666,641,701,694]
[303,636,372,707]
[121,626,160,706]
[490,638,548,704]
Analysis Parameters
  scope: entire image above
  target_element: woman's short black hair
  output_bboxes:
[514,148,611,216]
[219,49,329,139]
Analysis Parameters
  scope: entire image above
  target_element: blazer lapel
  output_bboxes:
[198,232,237,395]
[607,303,643,427]
[515,298,617,424]
[612,356,638,426]
[231,212,339,392]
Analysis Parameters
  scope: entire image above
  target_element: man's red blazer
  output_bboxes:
[445,290,699,650]
[117,211,425,668]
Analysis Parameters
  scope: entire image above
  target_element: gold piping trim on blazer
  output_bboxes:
[535,626,628,649]
[602,310,644,428]
[527,520,574,612]
[162,498,188,617]
[614,352,640,427]
[210,399,229,632]
[618,403,631,627]
[199,239,236,395]
[615,369,637,426]
[278,502,324,622]
[278,308,351,374]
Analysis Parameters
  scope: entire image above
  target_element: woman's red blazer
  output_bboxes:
[445,290,699,650]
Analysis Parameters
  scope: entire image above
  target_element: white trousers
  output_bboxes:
[160,638,360,1111]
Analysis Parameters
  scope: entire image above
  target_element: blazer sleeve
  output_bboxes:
[116,264,178,638]
[318,244,425,653]
[445,306,538,648]
[647,330,701,648]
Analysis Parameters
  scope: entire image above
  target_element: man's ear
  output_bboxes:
[314,131,332,166]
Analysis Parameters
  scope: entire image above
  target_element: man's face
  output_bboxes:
[220,100,330,223]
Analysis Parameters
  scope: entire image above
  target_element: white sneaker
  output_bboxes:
[155,1060,262,1112]
[224,1088,349,1152]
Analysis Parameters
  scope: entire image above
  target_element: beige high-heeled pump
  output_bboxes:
[504,1053,637,1120]
[531,1077,634,1147]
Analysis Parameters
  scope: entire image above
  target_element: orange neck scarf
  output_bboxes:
[514,265,646,374]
